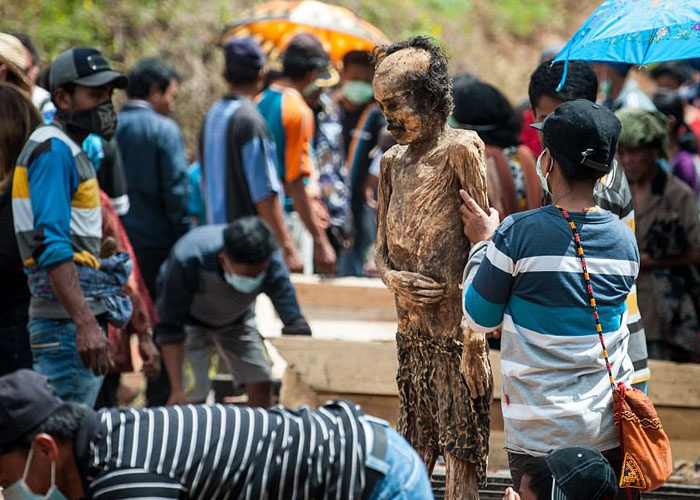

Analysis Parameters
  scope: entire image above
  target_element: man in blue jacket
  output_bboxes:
[116,57,189,300]
[116,58,189,406]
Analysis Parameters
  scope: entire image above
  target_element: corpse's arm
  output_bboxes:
[374,150,444,305]
[453,133,495,397]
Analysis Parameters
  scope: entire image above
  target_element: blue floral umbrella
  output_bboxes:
[553,0,700,90]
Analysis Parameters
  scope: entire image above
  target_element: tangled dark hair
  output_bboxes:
[452,74,520,149]
[528,60,598,110]
[373,36,453,123]
[223,216,277,265]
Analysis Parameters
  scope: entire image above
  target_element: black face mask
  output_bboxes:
[57,99,117,140]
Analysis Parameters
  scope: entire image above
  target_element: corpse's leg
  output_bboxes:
[445,453,480,500]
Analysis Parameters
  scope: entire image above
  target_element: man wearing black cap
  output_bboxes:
[11,47,129,407]
[258,32,337,274]
[0,369,433,499]
[462,99,639,500]
[502,446,618,500]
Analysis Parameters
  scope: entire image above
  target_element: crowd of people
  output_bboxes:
[0,21,698,500]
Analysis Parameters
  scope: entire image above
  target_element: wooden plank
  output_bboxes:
[291,275,397,313]
[270,337,399,396]
[647,359,700,408]
[273,337,700,464]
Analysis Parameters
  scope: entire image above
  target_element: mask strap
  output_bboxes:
[22,443,36,480]
[51,459,56,488]
[546,154,554,179]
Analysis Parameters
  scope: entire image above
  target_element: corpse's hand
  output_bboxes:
[385,270,445,306]
[459,190,500,243]
[463,336,492,399]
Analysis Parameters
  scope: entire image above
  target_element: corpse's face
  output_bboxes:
[373,49,434,146]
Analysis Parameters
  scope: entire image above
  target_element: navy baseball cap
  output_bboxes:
[223,36,266,80]
[49,47,128,91]
[531,99,621,175]
[545,446,618,500]
[0,370,63,454]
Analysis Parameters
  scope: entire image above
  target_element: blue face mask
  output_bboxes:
[3,444,68,500]
[536,150,553,196]
[224,271,266,294]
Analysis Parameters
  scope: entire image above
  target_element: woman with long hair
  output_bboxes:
[0,82,42,376]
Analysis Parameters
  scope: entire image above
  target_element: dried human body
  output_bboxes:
[373,38,492,499]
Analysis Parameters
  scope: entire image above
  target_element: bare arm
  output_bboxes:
[255,195,304,273]
[48,261,110,375]
[286,178,336,273]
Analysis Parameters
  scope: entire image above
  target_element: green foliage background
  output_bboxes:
[1,0,594,157]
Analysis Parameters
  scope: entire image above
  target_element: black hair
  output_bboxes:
[521,458,554,500]
[9,32,39,67]
[546,142,613,184]
[374,36,453,123]
[342,50,372,69]
[452,74,520,149]
[50,82,76,107]
[654,88,699,154]
[650,62,693,87]
[223,216,277,264]
[126,58,178,99]
[528,60,598,110]
[7,403,87,452]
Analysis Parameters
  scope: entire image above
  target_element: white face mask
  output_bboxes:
[2,444,68,500]
[224,270,266,294]
[536,150,554,196]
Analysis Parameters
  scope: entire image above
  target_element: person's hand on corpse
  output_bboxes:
[459,189,500,243]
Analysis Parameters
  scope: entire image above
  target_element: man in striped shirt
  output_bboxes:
[528,60,650,390]
[0,370,433,499]
[12,47,129,406]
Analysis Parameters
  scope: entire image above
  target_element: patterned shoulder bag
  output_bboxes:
[557,206,673,494]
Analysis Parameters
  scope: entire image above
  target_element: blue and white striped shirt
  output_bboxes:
[463,205,638,455]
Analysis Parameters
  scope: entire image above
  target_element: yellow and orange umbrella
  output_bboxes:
[223,0,390,67]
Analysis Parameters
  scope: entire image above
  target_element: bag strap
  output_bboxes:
[556,206,616,391]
